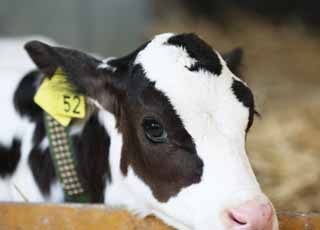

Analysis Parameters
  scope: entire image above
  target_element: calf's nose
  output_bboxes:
[227,200,274,229]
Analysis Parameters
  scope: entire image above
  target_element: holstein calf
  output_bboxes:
[0,33,278,230]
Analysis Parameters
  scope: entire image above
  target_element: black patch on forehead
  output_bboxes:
[166,33,222,75]
[231,79,255,131]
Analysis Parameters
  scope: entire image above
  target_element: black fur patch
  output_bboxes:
[28,147,56,195]
[32,117,46,146]
[28,118,56,196]
[0,139,21,178]
[167,33,222,75]
[13,70,42,121]
[73,115,111,203]
[231,79,255,131]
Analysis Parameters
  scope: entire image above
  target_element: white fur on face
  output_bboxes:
[129,33,274,229]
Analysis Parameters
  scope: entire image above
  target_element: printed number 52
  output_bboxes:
[63,95,81,114]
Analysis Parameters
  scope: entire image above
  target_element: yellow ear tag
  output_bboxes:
[34,68,86,127]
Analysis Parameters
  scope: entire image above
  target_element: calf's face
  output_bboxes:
[25,33,278,230]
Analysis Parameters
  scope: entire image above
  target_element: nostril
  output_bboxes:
[226,201,274,229]
[228,209,248,226]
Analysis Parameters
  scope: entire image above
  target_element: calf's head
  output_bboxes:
[25,33,278,230]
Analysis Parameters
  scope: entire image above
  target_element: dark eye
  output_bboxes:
[142,118,167,143]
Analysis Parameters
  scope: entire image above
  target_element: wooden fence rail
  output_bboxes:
[0,203,319,229]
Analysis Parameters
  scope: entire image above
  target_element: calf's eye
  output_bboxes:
[142,118,167,143]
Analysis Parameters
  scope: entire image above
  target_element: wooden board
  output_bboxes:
[0,203,172,230]
[278,212,320,230]
[0,203,320,229]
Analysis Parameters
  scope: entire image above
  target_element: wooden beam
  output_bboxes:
[0,203,319,229]
[0,203,172,230]
[278,212,320,230]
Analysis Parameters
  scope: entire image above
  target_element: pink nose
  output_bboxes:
[227,200,274,229]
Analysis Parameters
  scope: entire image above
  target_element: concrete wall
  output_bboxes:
[0,0,151,56]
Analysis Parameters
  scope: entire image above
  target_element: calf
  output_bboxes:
[0,33,278,230]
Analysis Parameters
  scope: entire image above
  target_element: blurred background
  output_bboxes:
[1,0,319,212]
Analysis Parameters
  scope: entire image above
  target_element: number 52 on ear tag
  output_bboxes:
[34,69,86,127]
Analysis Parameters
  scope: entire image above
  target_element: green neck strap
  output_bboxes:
[44,112,90,203]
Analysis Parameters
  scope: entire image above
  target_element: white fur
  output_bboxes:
[48,181,64,202]
[39,138,49,152]
[0,178,12,201]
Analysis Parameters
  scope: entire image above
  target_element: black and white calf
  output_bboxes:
[0,33,278,230]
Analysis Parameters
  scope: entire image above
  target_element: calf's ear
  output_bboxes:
[25,41,124,110]
[222,47,243,76]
